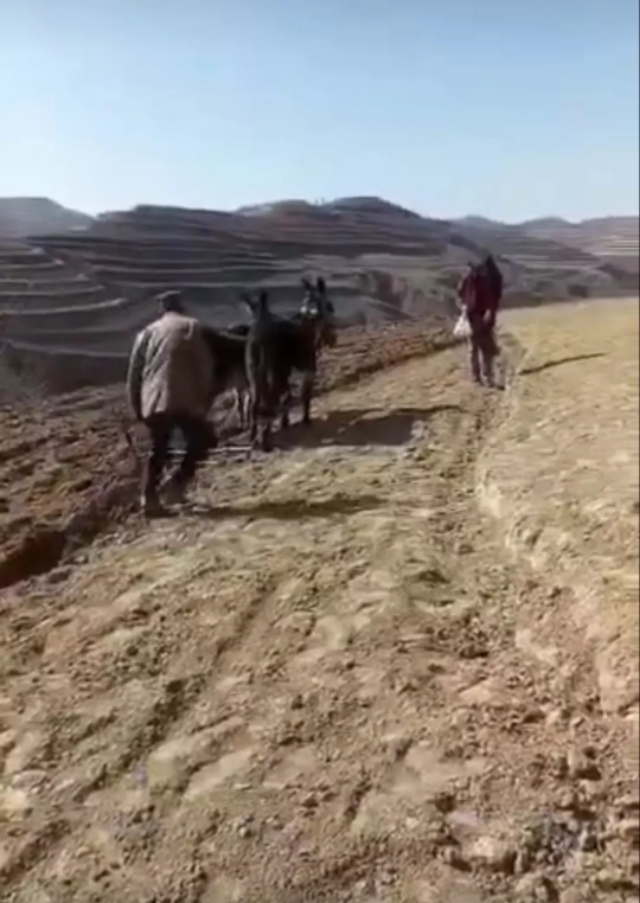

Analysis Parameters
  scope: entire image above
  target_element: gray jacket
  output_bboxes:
[127,311,213,420]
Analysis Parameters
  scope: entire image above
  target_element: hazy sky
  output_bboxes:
[1,0,638,221]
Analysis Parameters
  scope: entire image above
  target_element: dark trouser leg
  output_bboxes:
[469,332,482,384]
[143,414,172,503]
[171,416,211,493]
[479,322,496,386]
[481,335,494,385]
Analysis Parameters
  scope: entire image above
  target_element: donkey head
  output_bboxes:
[299,276,337,348]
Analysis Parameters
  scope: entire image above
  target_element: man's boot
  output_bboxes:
[140,492,168,518]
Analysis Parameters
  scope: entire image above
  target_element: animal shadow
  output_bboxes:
[519,352,606,376]
[278,405,461,450]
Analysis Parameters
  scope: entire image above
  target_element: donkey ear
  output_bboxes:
[316,276,326,294]
[239,291,258,315]
[258,290,269,310]
[301,277,312,291]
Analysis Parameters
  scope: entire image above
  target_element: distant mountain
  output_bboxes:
[236,200,314,217]
[321,197,423,220]
[454,213,639,273]
[455,215,507,229]
[1,197,637,398]
[236,197,423,221]
[0,198,93,240]
[518,216,639,271]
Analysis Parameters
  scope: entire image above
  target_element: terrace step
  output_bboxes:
[91,264,280,284]
[0,296,137,327]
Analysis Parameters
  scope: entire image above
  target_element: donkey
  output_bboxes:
[200,324,248,431]
[278,276,337,428]
[242,290,280,451]
[240,278,337,448]
[225,322,251,428]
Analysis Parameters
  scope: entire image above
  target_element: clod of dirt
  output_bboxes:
[615,793,640,815]
[615,817,640,847]
[462,835,517,874]
[595,867,639,894]
[386,735,412,761]
[0,527,65,589]
[440,845,472,872]
[566,748,602,781]
[518,811,603,871]
[514,873,559,902]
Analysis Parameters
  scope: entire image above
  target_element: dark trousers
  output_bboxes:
[469,316,498,384]
[142,413,213,501]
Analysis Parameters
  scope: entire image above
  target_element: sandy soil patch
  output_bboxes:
[1,343,637,902]
[479,297,639,719]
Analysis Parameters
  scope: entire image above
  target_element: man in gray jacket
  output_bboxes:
[127,291,214,515]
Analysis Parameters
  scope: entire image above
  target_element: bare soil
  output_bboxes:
[0,322,451,589]
[1,323,638,902]
[479,298,639,719]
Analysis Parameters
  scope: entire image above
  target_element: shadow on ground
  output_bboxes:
[185,493,384,522]
[519,352,606,376]
[278,405,462,449]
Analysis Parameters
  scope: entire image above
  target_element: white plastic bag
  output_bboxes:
[453,310,471,339]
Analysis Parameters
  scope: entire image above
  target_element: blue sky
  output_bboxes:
[0,0,638,221]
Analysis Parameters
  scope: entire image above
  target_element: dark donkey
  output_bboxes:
[241,279,337,449]
[242,290,280,451]
[277,276,337,429]
[199,322,249,436]
[224,322,251,428]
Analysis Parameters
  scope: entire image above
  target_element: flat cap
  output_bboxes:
[156,290,185,313]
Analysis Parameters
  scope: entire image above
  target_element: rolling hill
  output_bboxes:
[456,213,639,273]
[0,197,92,240]
[0,197,637,398]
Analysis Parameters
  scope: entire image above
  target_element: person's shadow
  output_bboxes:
[185,493,384,521]
[277,404,461,450]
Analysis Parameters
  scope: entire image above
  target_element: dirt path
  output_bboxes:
[1,347,637,903]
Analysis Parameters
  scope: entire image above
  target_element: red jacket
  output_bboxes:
[457,268,500,319]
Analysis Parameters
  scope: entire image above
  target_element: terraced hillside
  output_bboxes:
[457,215,640,276]
[520,217,639,273]
[1,198,635,400]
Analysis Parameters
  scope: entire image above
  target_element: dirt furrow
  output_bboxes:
[0,346,637,903]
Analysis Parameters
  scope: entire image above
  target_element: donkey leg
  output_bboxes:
[301,372,315,425]
[241,390,251,429]
[230,388,241,427]
[280,384,292,430]
[260,420,273,453]
[249,393,259,446]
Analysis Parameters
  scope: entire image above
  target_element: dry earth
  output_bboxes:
[479,298,639,720]
[0,306,638,902]
[0,322,452,589]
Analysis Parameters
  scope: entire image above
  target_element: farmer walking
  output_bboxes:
[457,255,503,387]
[126,291,214,516]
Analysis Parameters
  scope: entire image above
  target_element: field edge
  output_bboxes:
[475,299,639,728]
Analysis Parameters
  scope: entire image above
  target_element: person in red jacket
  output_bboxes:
[457,255,503,387]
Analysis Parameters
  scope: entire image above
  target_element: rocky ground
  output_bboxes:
[0,326,637,902]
